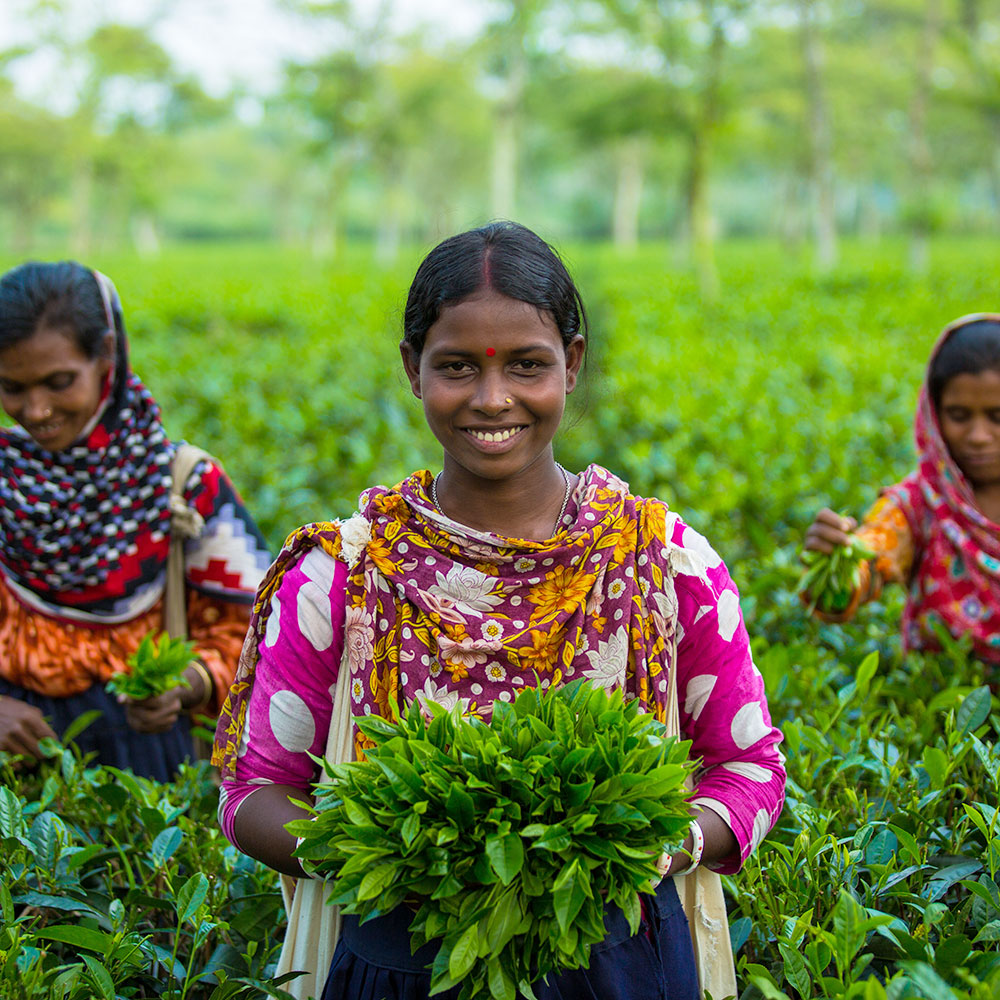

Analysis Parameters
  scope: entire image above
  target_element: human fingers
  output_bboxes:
[816,508,857,533]
[804,509,856,553]
[0,699,56,758]
[125,692,182,734]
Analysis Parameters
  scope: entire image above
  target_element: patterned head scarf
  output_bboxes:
[214,464,687,777]
[885,313,1000,662]
[0,270,174,621]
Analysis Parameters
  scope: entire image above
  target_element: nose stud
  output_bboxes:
[505,397,512,404]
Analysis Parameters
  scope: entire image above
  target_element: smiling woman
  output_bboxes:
[0,261,270,780]
[0,323,112,450]
[213,221,785,1000]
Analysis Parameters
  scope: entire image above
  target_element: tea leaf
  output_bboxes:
[957,685,992,736]
[177,872,210,923]
[105,630,196,700]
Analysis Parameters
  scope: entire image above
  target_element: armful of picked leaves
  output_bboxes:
[288,679,694,1000]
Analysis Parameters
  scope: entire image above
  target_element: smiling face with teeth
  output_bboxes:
[0,323,112,452]
[401,288,584,507]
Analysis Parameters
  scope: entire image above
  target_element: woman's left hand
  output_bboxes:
[123,662,211,733]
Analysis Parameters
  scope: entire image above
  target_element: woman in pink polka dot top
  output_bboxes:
[213,222,785,1000]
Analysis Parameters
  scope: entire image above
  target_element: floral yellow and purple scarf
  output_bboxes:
[214,464,685,778]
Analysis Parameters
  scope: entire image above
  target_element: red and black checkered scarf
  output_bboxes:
[0,272,175,620]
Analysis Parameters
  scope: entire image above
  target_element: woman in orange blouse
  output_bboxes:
[805,315,1000,671]
[0,262,270,779]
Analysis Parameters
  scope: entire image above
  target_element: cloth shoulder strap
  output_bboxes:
[275,640,356,999]
[165,443,213,638]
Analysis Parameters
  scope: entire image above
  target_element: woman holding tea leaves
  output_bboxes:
[804,315,1000,670]
[0,262,270,780]
[214,223,785,999]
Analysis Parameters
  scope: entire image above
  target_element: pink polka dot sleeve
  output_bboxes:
[218,549,348,847]
[669,520,785,873]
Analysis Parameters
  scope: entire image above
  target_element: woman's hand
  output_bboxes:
[804,507,857,555]
[653,805,737,883]
[0,696,58,759]
[123,662,211,734]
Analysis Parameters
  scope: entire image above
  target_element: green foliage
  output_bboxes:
[290,680,693,999]
[105,631,197,701]
[730,637,1000,999]
[1,237,998,995]
[0,744,293,999]
[798,534,878,615]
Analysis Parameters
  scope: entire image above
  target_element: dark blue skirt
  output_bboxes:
[321,877,699,1000]
[0,678,194,783]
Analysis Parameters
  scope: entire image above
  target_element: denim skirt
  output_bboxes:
[321,876,699,1000]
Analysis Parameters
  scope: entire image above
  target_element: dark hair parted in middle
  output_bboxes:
[0,261,120,361]
[929,319,1000,409]
[403,221,588,355]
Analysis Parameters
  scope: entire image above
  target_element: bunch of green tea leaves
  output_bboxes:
[105,631,196,700]
[798,532,878,614]
[289,679,693,1000]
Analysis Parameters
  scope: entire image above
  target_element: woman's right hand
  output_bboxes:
[804,508,858,555]
[0,696,58,760]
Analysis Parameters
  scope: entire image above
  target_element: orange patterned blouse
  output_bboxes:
[0,576,251,709]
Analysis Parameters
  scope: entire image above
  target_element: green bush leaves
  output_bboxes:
[0,745,292,999]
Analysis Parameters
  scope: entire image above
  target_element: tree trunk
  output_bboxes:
[682,4,725,302]
[907,0,942,275]
[10,196,38,255]
[798,0,837,271]
[491,41,526,220]
[777,174,806,248]
[612,137,644,249]
[375,178,405,264]
[131,212,160,256]
[991,122,1000,225]
[311,160,350,259]
[492,109,517,221]
[70,160,94,256]
[686,129,718,301]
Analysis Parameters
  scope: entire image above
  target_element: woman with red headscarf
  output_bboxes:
[805,314,1000,670]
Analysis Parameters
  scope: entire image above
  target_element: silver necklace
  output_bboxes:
[431,464,573,532]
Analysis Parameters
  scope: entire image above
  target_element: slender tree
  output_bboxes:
[797,0,838,270]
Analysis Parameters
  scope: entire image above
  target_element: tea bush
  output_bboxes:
[0,717,293,999]
[1,238,998,997]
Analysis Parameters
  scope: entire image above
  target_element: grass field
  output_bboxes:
[1,238,998,997]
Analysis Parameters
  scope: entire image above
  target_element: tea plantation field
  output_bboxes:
[1,238,999,998]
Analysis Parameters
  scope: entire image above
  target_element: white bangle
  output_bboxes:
[673,819,705,877]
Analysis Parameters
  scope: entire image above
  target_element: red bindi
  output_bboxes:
[485,347,495,356]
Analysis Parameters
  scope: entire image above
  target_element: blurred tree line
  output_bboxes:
[2,0,1000,290]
